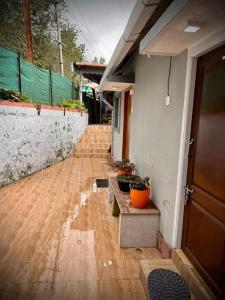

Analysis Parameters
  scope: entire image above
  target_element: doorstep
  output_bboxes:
[140,249,216,300]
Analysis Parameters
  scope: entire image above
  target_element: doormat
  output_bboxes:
[96,179,109,188]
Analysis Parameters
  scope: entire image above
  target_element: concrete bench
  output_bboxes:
[108,177,160,248]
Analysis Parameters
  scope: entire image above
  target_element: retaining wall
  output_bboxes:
[0,101,88,187]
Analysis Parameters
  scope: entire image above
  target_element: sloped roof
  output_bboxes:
[74,62,107,84]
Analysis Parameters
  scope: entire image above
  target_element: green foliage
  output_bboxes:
[92,56,106,64]
[130,177,150,191]
[0,88,30,103]
[99,57,106,64]
[116,174,141,183]
[92,57,98,63]
[112,198,120,217]
[59,99,87,111]
[0,1,25,56]
[0,0,86,79]
[114,160,136,173]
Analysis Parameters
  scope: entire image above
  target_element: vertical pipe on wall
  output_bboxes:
[99,98,102,124]
[71,81,74,99]
[79,74,83,101]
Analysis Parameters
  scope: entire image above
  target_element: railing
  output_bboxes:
[99,94,113,110]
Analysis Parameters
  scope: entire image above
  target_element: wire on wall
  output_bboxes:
[167,56,172,96]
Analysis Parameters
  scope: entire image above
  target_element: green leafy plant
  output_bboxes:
[0,88,30,103]
[114,159,136,174]
[117,174,140,183]
[130,177,150,191]
[59,99,87,111]
[116,174,141,192]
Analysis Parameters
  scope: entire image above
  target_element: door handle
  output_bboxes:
[188,138,195,157]
[184,185,193,205]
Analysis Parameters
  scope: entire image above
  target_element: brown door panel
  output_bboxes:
[182,44,225,298]
[184,201,225,291]
[191,185,225,224]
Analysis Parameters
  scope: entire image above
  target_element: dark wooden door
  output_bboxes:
[122,91,131,159]
[182,44,225,299]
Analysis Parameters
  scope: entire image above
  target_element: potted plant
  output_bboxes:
[114,159,136,175]
[130,177,150,208]
[116,174,141,192]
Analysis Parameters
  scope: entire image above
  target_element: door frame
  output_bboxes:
[172,27,225,248]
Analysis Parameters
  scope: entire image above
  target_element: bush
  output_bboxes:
[0,88,30,103]
[59,99,87,111]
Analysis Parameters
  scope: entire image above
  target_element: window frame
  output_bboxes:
[114,95,120,131]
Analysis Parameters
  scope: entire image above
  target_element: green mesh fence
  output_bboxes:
[0,47,19,92]
[52,72,73,106]
[0,45,75,105]
[21,59,51,104]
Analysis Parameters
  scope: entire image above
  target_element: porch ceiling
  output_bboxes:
[100,82,133,92]
[100,73,134,92]
[139,0,225,56]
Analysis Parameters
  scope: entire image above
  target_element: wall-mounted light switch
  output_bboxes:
[166,95,171,106]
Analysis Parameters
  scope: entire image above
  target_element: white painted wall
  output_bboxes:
[0,105,88,187]
[113,50,188,246]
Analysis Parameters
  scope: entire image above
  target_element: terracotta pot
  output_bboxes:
[130,187,150,208]
[117,169,128,175]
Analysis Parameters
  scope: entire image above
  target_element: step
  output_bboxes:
[77,143,111,149]
[86,129,112,134]
[140,250,216,300]
[87,125,112,131]
[172,250,216,299]
[73,153,110,159]
[81,138,111,144]
[140,259,179,300]
[75,148,110,154]
[83,133,112,139]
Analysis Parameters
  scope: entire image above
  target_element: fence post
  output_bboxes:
[18,52,22,93]
[71,81,74,99]
[49,68,53,106]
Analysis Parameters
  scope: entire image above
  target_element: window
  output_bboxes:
[114,96,120,130]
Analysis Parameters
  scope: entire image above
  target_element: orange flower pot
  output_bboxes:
[130,187,150,208]
[117,169,129,175]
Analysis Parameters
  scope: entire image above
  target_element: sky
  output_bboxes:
[65,0,137,63]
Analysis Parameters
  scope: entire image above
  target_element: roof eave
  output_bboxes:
[100,0,160,91]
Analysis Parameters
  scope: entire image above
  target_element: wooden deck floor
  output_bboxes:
[0,158,160,299]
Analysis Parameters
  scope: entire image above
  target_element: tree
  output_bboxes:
[99,57,105,64]
[0,0,86,79]
[0,1,26,56]
[92,57,98,64]
[91,56,105,64]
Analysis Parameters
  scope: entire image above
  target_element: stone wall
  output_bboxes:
[0,102,88,187]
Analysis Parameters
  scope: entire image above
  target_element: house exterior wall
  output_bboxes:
[112,50,188,246]
[0,104,88,187]
[130,51,188,246]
